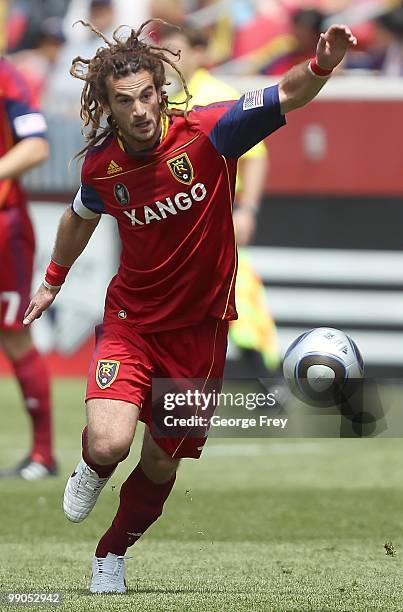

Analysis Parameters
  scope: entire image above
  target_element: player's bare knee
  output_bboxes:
[89,434,131,465]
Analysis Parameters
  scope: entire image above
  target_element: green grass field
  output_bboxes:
[1,377,403,611]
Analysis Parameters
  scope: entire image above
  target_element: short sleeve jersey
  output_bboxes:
[73,85,286,332]
[0,57,47,211]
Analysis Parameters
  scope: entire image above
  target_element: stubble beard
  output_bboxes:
[123,119,160,150]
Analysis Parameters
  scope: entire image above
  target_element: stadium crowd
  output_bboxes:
[3,0,403,116]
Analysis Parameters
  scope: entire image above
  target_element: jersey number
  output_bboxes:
[0,292,21,326]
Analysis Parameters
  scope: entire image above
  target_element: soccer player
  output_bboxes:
[0,57,56,480]
[23,20,357,592]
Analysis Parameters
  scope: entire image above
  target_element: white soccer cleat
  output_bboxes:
[90,553,127,594]
[63,458,113,523]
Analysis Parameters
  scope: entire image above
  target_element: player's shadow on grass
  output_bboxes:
[67,589,97,597]
[69,586,227,596]
[129,586,228,595]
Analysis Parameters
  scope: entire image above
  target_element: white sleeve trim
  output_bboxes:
[72,188,100,219]
[13,113,47,138]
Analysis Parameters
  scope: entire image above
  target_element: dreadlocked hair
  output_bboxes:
[70,19,192,158]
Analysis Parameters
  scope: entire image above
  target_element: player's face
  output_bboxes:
[104,70,162,151]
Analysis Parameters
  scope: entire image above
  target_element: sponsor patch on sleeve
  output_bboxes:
[13,113,47,137]
[242,89,265,111]
[96,360,120,389]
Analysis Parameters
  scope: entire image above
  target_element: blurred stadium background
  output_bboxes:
[1,2,403,609]
[0,0,402,376]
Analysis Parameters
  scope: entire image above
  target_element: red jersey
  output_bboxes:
[0,57,47,211]
[72,85,286,332]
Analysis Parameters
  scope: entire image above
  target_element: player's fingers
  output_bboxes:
[322,24,340,40]
[23,303,43,326]
[338,26,357,45]
[326,24,356,42]
[327,24,351,35]
[317,33,327,53]
[23,301,35,320]
[344,27,357,43]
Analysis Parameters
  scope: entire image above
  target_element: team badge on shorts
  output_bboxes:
[96,360,120,389]
[167,152,194,185]
[114,183,130,206]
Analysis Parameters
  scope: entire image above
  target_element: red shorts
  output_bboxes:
[86,318,228,459]
[0,208,35,330]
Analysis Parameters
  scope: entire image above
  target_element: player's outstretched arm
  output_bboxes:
[278,25,357,115]
[23,208,100,325]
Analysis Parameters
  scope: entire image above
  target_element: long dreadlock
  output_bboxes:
[70,19,192,158]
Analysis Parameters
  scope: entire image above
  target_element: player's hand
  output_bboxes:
[233,207,257,246]
[316,25,357,71]
[23,283,60,326]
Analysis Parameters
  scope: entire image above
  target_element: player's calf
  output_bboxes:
[140,427,180,483]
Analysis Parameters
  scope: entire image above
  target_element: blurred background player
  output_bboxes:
[5,0,69,53]
[0,56,55,480]
[47,0,118,116]
[374,5,403,75]
[160,22,281,378]
[9,17,66,106]
[260,8,326,75]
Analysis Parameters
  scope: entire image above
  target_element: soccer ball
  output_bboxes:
[283,327,364,405]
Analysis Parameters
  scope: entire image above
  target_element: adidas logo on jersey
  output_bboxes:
[107,160,123,175]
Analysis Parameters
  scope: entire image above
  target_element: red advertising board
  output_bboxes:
[266,99,402,195]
